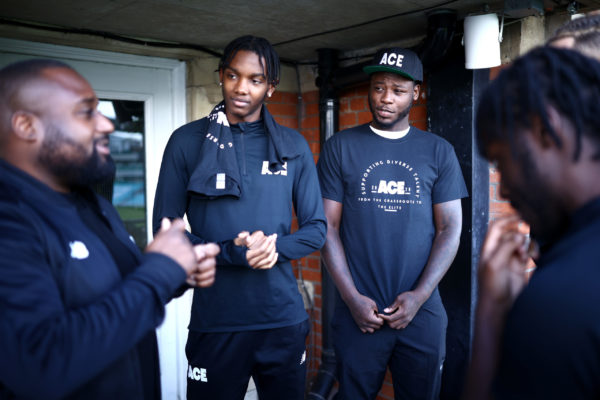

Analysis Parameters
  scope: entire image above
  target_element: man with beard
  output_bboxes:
[317,47,467,399]
[153,36,326,399]
[0,59,219,399]
[464,46,600,400]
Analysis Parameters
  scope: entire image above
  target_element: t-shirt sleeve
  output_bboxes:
[317,135,345,203]
[432,141,469,204]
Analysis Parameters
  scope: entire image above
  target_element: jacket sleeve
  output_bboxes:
[0,205,186,399]
[276,139,327,262]
[152,128,249,267]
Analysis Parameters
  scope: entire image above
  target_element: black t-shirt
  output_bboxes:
[317,124,468,310]
[493,197,600,399]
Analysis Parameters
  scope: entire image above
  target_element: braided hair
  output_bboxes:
[219,35,280,86]
[476,46,600,162]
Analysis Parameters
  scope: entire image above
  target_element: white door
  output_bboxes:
[0,38,191,399]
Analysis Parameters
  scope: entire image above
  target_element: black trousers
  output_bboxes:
[186,319,310,400]
[333,292,447,400]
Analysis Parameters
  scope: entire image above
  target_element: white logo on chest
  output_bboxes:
[261,161,288,176]
[188,365,208,382]
[69,241,89,259]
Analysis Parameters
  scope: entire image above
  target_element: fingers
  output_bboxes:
[233,231,250,247]
[480,216,521,263]
[487,231,529,270]
[360,314,384,333]
[246,234,278,269]
[253,251,279,270]
[194,243,220,260]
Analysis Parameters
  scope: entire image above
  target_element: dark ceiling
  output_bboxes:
[1,0,600,63]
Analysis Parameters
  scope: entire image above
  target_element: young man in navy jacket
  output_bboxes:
[0,59,219,399]
[153,35,326,400]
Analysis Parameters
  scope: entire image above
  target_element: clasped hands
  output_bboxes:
[234,230,278,270]
[149,218,219,288]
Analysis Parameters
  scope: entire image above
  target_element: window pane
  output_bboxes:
[97,99,147,249]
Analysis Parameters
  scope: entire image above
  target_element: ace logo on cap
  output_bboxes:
[363,47,423,83]
[379,52,405,68]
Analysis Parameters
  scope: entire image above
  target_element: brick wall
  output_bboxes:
[267,81,430,400]
[265,90,323,378]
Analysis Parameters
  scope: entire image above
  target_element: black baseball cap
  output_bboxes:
[363,47,423,83]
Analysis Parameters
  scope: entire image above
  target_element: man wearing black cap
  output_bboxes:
[317,47,467,399]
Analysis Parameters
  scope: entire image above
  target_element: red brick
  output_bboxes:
[490,200,515,215]
[307,257,321,270]
[409,105,427,122]
[303,90,319,103]
[301,128,319,143]
[309,141,320,155]
[357,111,372,125]
[303,115,319,129]
[412,120,427,131]
[266,102,298,117]
[313,282,322,295]
[340,112,357,129]
[489,167,501,183]
[304,102,319,116]
[377,380,394,399]
[350,97,367,111]
[272,116,297,129]
[268,91,284,102]
[302,268,321,282]
[339,98,350,113]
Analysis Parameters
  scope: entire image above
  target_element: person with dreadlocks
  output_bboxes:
[153,35,326,399]
[548,11,600,60]
[464,46,600,400]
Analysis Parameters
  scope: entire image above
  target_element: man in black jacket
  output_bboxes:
[464,47,600,400]
[153,36,326,400]
[0,59,218,399]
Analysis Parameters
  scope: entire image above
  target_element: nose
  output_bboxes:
[97,112,114,134]
[234,78,249,95]
[380,89,393,103]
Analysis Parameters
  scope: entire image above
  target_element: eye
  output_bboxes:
[252,79,263,85]
[79,109,95,119]
[227,73,237,80]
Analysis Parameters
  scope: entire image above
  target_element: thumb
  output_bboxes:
[384,301,400,314]
[160,217,171,231]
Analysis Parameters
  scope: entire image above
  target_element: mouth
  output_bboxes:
[376,107,394,118]
[95,136,111,156]
[230,97,250,108]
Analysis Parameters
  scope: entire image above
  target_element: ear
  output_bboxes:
[413,83,421,102]
[533,105,568,150]
[267,84,276,99]
[218,69,224,85]
[11,111,41,142]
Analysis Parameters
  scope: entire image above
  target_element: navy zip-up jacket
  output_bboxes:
[0,160,186,399]
[153,117,326,332]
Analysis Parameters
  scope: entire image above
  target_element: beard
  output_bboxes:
[511,143,568,246]
[38,124,116,189]
[368,95,413,130]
